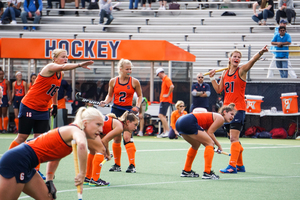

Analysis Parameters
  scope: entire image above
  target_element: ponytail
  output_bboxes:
[73,107,104,129]
[219,103,236,115]
[118,111,139,123]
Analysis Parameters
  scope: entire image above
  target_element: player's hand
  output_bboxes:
[131,106,140,114]
[74,173,85,186]
[261,45,268,53]
[51,105,58,118]
[99,101,106,107]
[46,180,57,199]
[79,61,94,70]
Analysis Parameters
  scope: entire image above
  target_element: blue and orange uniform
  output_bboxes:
[13,80,26,131]
[222,67,246,171]
[0,79,9,131]
[86,116,114,183]
[176,112,216,175]
[0,126,72,183]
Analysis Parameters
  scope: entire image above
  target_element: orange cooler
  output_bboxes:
[245,95,264,113]
[280,92,298,114]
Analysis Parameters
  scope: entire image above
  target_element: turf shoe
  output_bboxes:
[202,171,220,179]
[220,165,237,174]
[109,164,121,172]
[37,170,46,180]
[83,177,90,185]
[89,178,110,187]
[126,164,136,173]
[180,170,199,177]
[237,165,246,172]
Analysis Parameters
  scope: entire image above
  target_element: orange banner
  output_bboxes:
[0,38,195,62]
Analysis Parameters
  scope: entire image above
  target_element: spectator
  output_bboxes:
[190,72,211,112]
[275,0,296,25]
[47,0,61,9]
[271,26,292,78]
[21,0,43,31]
[252,0,274,25]
[59,0,79,16]
[158,0,167,10]
[169,100,187,139]
[267,19,297,78]
[156,67,174,138]
[129,0,138,9]
[99,0,114,32]
[0,1,4,17]
[0,0,22,24]
[141,0,151,10]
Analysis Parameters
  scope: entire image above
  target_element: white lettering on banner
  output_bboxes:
[247,101,256,109]
[283,98,292,109]
[44,40,121,59]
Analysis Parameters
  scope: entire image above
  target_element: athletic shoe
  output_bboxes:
[220,165,237,174]
[157,132,168,138]
[83,177,90,185]
[126,164,136,173]
[146,7,152,10]
[237,165,246,172]
[109,164,121,172]
[202,171,220,179]
[23,26,28,30]
[10,20,17,24]
[137,131,143,137]
[89,178,110,187]
[32,27,36,31]
[37,170,46,180]
[180,170,199,177]
[0,20,2,24]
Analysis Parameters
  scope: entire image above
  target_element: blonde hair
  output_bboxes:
[218,103,236,115]
[118,111,139,123]
[227,49,242,71]
[106,113,117,119]
[175,100,185,109]
[73,107,104,129]
[117,59,133,75]
[52,49,67,63]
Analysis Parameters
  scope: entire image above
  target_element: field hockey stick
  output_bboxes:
[99,154,113,167]
[75,92,132,112]
[71,140,83,200]
[203,67,229,76]
[214,149,231,156]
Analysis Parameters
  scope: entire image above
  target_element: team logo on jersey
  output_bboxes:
[127,85,130,89]
[20,172,25,181]
[234,75,237,79]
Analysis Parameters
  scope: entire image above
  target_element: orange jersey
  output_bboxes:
[102,116,113,135]
[26,128,72,164]
[223,67,246,111]
[160,75,173,103]
[0,79,7,95]
[22,73,62,111]
[14,80,25,97]
[113,77,135,106]
[28,82,33,90]
[170,110,187,130]
[192,112,214,130]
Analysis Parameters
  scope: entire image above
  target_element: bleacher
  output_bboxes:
[1,0,300,81]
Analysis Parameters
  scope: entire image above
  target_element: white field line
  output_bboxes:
[18,175,300,199]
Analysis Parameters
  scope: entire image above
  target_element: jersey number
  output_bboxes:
[224,82,234,93]
[47,84,59,97]
[119,92,126,102]
[26,112,32,117]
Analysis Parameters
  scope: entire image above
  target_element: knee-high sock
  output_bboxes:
[183,147,198,172]
[8,140,20,149]
[92,153,104,181]
[85,153,95,179]
[0,117,3,130]
[35,163,40,171]
[125,143,136,166]
[229,141,240,168]
[112,142,122,166]
[3,117,8,130]
[237,143,244,166]
[204,146,214,174]
[14,118,19,130]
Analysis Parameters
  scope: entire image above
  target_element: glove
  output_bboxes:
[46,180,57,199]
[131,106,140,114]
[51,105,58,118]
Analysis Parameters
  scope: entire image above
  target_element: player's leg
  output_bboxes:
[109,134,122,172]
[0,175,24,200]
[9,116,34,149]
[2,106,8,132]
[124,131,136,173]
[23,172,52,200]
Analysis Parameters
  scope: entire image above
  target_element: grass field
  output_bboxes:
[1,134,300,200]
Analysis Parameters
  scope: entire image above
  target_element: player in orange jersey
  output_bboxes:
[27,73,37,90]
[12,71,28,133]
[100,58,143,173]
[84,111,139,186]
[209,45,268,174]
[8,49,93,179]
[176,104,236,179]
[0,68,12,133]
[168,100,187,139]
[0,107,104,200]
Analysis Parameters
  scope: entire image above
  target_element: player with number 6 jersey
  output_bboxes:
[100,59,143,173]
[209,45,268,174]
